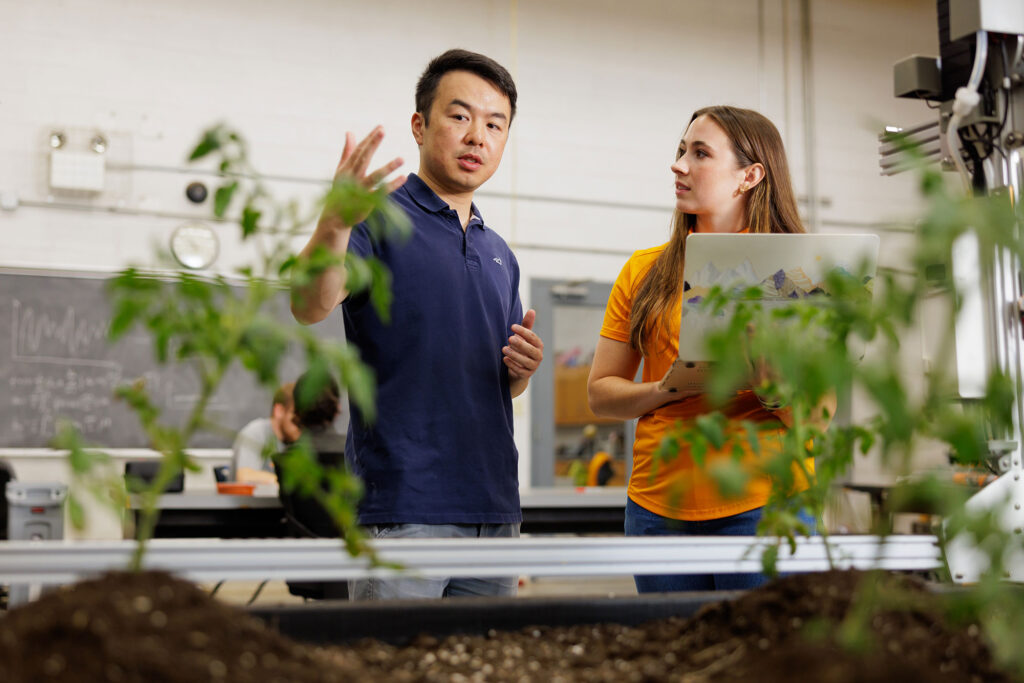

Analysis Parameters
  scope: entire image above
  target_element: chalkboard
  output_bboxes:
[0,269,347,448]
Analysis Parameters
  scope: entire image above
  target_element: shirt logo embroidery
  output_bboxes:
[493,257,503,266]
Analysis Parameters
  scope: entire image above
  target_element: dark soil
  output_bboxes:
[0,569,1014,682]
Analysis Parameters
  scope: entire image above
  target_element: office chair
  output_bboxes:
[273,450,349,600]
[0,459,14,541]
[0,460,15,610]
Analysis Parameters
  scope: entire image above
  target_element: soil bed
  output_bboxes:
[0,569,1013,682]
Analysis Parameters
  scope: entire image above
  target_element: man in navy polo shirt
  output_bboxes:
[292,49,543,599]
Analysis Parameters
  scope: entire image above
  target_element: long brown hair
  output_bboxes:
[628,106,805,356]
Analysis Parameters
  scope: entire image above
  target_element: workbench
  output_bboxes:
[127,487,628,538]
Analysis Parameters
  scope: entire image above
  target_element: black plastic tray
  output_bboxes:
[249,591,736,646]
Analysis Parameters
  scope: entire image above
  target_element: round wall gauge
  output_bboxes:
[170,222,219,270]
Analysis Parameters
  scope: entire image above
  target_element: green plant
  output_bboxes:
[655,141,1024,669]
[62,124,409,570]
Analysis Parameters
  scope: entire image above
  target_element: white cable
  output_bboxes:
[947,30,989,193]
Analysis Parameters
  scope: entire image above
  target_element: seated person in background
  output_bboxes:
[275,371,346,537]
[231,382,301,483]
[276,371,349,600]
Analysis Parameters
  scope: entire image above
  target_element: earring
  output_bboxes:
[739,183,749,193]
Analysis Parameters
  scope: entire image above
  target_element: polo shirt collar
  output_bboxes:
[405,173,486,229]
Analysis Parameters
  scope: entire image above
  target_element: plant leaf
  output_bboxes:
[213,181,239,218]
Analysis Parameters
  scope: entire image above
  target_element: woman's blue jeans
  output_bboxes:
[624,497,816,593]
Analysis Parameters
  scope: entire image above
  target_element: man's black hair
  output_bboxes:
[293,371,340,429]
[415,49,517,125]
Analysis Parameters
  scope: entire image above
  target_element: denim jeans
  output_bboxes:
[624,498,817,593]
[350,522,520,600]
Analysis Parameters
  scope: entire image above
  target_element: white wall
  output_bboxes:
[1,0,944,533]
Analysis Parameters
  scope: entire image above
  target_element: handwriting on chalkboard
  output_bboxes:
[2,270,346,448]
[12,299,113,366]
[7,368,121,441]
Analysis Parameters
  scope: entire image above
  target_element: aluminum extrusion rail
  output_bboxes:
[0,535,941,585]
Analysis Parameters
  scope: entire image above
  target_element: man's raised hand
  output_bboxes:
[324,126,406,228]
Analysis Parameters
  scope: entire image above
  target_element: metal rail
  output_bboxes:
[0,535,941,585]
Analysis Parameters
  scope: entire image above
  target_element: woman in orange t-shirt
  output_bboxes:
[588,106,834,592]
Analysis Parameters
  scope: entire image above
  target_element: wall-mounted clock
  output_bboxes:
[170,222,219,270]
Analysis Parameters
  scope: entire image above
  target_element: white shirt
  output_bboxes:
[230,417,282,479]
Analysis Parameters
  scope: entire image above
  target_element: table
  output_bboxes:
[128,487,627,539]
[841,477,989,533]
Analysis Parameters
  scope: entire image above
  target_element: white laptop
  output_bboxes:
[659,232,880,393]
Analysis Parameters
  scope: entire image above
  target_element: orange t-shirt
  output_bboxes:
[600,243,812,521]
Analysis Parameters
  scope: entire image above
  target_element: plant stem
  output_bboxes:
[130,358,225,571]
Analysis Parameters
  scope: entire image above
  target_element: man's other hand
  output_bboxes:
[503,309,544,381]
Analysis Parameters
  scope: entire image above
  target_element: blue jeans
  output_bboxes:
[624,498,816,593]
[350,522,520,600]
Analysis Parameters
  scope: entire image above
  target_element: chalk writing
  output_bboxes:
[1,271,339,447]
[12,299,110,359]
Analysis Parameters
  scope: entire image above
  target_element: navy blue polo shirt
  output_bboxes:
[342,173,523,525]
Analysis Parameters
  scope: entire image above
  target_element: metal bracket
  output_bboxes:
[0,535,942,607]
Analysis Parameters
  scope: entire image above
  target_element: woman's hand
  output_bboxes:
[588,337,683,420]
[744,323,785,410]
[744,324,837,429]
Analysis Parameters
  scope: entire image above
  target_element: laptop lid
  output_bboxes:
[678,233,880,363]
